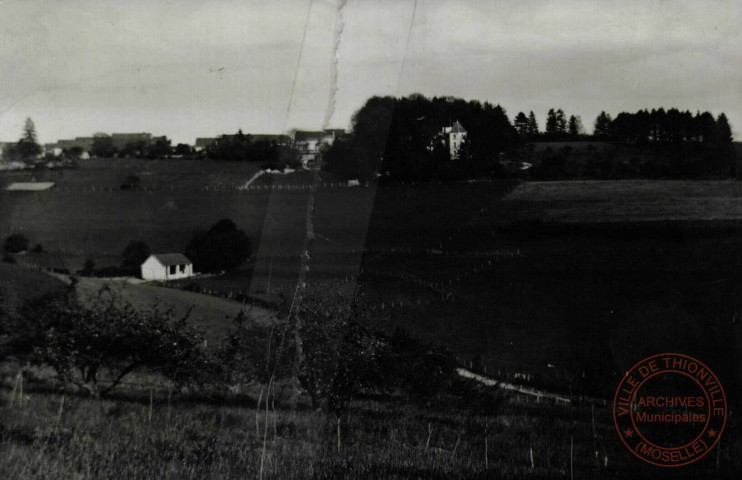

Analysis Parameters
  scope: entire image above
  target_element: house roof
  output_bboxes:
[112,133,152,139]
[149,253,192,266]
[195,137,217,147]
[251,134,291,144]
[294,131,326,142]
[57,138,94,149]
[323,129,346,137]
[449,120,467,134]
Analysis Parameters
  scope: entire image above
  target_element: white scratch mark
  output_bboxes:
[396,0,418,94]
[283,0,314,133]
[322,0,347,130]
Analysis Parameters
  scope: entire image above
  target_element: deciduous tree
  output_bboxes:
[185,219,252,273]
[92,134,118,158]
[121,240,150,270]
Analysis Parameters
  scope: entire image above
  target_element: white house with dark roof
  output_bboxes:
[141,253,194,281]
[442,120,467,159]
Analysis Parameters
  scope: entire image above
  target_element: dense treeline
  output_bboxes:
[324,94,736,181]
[323,94,517,181]
[205,130,299,168]
[73,131,300,165]
[512,107,733,145]
[602,108,732,144]
[514,109,585,141]
[523,109,736,179]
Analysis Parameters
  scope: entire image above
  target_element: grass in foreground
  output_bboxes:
[0,383,738,479]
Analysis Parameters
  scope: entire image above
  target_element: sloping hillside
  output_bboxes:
[0,263,66,318]
[74,277,276,345]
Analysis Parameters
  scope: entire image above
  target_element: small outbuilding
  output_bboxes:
[140,253,194,281]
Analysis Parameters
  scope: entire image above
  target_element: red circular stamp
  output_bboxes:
[613,353,727,467]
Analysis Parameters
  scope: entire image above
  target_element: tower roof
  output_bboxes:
[450,120,467,134]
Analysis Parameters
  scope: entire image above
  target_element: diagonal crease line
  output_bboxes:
[282,0,315,134]
[396,0,418,95]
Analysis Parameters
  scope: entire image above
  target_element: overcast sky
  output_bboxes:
[0,0,739,144]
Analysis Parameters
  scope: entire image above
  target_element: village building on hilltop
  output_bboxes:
[429,120,468,160]
[194,137,217,152]
[291,129,345,167]
[111,133,156,150]
[442,120,467,159]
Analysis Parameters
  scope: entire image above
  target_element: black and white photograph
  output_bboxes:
[0,1,740,478]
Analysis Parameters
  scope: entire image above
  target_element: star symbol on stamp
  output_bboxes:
[624,429,633,438]
[707,429,717,438]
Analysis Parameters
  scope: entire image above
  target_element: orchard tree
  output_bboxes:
[16,118,42,161]
[13,288,216,396]
[287,284,391,413]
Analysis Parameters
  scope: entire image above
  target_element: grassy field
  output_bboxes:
[4,166,741,396]
[503,180,742,223]
[345,180,742,399]
[1,381,737,479]
[0,263,66,318]
[0,158,264,191]
[2,172,742,478]
[74,277,275,345]
[0,158,308,272]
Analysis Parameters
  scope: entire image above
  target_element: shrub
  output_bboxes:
[31,244,43,253]
[4,233,29,253]
[386,327,458,407]
[121,240,150,269]
[83,259,96,273]
[120,174,142,190]
[185,219,251,273]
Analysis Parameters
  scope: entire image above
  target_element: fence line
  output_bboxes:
[10,182,375,194]
[7,178,506,194]
[458,368,573,405]
[18,247,522,262]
